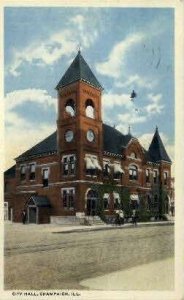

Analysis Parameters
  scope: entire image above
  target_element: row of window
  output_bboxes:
[61,188,162,211]
[19,159,169,186]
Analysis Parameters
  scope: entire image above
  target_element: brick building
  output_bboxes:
[4,51,173,224]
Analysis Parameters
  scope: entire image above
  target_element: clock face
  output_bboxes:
[65,130,74,142]
[87,129,95,142]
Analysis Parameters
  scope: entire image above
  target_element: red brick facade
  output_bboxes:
[4,54,173,224]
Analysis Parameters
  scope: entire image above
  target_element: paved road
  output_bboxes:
[4,224,174,290]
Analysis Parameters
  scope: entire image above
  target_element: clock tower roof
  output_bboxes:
[56,51,103,91]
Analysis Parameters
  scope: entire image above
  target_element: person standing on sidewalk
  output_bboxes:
[21,209,27,224]
[132,209,138,226]
[119,209,125,225]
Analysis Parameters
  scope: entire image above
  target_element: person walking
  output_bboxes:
[119,209,125,225]
[22,209,27,224]
[132,209,137,226]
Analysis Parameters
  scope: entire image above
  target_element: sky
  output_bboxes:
[4,7,174,171]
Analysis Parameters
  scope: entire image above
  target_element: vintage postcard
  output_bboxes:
[1,0,184,299]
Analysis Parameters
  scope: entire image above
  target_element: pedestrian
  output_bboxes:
[132,209,137,226]
[119,209,124,225]
[22,209,27,224]
[115,210,120,226]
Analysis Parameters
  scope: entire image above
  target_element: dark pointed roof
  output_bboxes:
[56,51,103,90]
[16,132,57,162]
[148,127,171,163]
[4,165,16,178]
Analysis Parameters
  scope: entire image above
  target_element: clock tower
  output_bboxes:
[56,51,103,181]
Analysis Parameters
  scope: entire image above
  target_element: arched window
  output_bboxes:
[130,152,137,159]
[65,99,76,117]
[85,99,95,119]
[129,165,138,180]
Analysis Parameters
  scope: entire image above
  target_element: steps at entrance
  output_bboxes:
[50,215,105,226]
[84,216,105,226]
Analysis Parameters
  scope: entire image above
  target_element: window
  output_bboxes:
[153,170,158,183]
[20,165,26,181]
[103,161,110,177]
[154,195,158,209]
[42,168,49,187]
[164,172,168,185]
[146,169,150,183]
[113,163,124,179]
[129,165,138,180]
[65,99,75,117]
[29,163,36,180]
[85,99,95,119]
[113,192,121,209]
[85,155,101,176]
[62,188,75,210]
[147,195,152,210]
[103,194,110,210]
[62,155,76,176]
[130,152,137,159]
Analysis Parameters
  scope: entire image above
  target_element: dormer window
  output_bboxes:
[129,165,138,180]
[20,165,26,181]
[130,152,137,159]
[29,163,36,180]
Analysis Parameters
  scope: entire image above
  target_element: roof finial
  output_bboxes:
[155,125,158,132]
[77,43,81,54]
[128,125,131,135]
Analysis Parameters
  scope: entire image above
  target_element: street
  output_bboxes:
[4,224,174,290]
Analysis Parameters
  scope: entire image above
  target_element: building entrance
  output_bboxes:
[86,190,98,216]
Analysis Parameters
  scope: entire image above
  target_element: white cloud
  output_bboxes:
[8,15,99,77]
[145,93,164,115]
[102,92,133,109]
[5,89,56,112]
[118,111,147,125]
[116,74,157,90]
[4,89,57,169]
[95,33,144,78]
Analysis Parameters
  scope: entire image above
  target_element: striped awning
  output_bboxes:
[84,157,96,170]
[91,158,102,170]
[113,164,124,174]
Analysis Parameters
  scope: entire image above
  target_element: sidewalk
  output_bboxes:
[5,220,174,234]
[80,257,174,290]
[52,220,174,234]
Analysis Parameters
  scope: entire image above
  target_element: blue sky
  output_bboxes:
[4,7,174,169]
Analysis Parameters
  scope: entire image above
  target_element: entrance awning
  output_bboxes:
[130,194,139,201]
[113,164,124,174]
[29,196,51,207]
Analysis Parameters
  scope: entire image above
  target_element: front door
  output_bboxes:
[28,206,37,223]
[86,190,98,216]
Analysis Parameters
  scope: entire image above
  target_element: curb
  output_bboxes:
[52,221,174,234]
